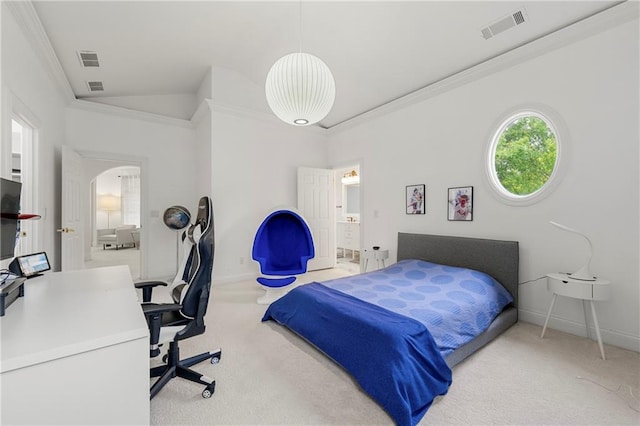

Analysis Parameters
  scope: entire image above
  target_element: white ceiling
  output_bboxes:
[31,1,622,128]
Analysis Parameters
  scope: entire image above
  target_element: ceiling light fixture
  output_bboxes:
[265,1,335,126]
[341,170,359,185]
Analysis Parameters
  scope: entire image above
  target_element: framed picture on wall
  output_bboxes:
[406,184,425,215]
[448,186,473,221]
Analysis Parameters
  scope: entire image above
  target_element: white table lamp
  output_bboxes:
[549,221,595,281]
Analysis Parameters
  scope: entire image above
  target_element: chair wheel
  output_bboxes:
[162,354,168,363]
[211,349,222,364]
[202,382,216,398]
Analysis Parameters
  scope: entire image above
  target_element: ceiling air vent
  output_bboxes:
[86,81,104,92]
[77,50,100,67]
[481,8,528,40]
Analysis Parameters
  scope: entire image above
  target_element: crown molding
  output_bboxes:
[190,99,212,126]
[327,0,638,135]
[6,0,75,103]
[11,0,635,136]
[208,100,328,135]
[68,99,193,129]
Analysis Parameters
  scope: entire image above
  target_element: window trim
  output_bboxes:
[484,105,568,206]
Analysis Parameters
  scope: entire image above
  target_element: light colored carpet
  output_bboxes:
[150,268,640,425]
[85,245,140,280]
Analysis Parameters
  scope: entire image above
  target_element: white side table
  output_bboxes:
[364,249,389,271]
[541,272,611,360]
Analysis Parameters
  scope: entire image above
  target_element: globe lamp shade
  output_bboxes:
[265,52,335,126]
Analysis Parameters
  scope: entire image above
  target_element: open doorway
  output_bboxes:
[334,164,360,274]
[85,165,142,280]
[11,116,38,256]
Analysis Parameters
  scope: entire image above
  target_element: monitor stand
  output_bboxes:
[0,277,26,316]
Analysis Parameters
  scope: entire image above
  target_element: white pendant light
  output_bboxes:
[265,53,335,126]
[265,1,335,126]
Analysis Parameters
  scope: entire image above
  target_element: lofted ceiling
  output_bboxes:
[29,1,624,128]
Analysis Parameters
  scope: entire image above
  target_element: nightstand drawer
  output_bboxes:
[543,272,611,360]
[547,277,611,301]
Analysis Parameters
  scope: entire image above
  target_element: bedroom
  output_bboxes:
[1,1,638,424]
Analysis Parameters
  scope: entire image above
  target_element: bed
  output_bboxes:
[262,232,519,425]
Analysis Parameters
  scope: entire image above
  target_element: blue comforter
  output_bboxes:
[321,259,514,357]
[262,282,452,426]
[262,260,514,425]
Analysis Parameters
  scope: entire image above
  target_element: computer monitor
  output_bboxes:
[0,178,22,261]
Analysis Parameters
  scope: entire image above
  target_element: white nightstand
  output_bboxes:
[541,272,611,360]
[363,249,389,271]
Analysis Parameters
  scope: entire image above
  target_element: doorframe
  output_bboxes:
[78,150,149,279]
[2,91,42,255]
[331,158,364,273]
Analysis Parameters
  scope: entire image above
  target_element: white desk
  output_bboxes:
[541,272,611,360]
[0,266,150,425]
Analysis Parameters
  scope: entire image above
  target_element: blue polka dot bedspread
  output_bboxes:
[262,259,514,426]
[322,259,514,358]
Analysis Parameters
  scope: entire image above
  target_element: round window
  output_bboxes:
[486,108,564,205]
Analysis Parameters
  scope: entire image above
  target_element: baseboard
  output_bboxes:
[519,308,640,353]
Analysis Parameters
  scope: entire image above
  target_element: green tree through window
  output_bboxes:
[494,116,557,196]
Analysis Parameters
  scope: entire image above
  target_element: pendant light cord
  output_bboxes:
[298,0,303,53]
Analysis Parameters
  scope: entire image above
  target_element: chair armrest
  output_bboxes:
[135,280,167,302]
[141,302,181,316]
[115,227,135,245]
[97,228,115,237]
[141,303,182,357]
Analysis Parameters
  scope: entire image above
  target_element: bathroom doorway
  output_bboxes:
[335,165,360,274]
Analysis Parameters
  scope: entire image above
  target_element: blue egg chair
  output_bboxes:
[252,208,315,304]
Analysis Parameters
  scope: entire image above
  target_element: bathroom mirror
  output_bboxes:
[343,184,360,215]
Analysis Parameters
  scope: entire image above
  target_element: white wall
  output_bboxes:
[201,66,329,282]
[327,19,639,351]
[209,110,328,282]
[4,1,637,352]
[65,106,198,279]
[1,2,67,270]
[193,100,212,197]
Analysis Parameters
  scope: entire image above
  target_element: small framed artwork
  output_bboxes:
[448,186,473,221]
[406,184,425,215]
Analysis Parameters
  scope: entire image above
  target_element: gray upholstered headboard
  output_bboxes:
[397,233,519,307]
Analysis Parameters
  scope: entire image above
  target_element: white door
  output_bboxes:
[297,167,335,271]
[11,117,36,255]
[60,146,84,270]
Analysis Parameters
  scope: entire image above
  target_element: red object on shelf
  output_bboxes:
[0,213,41,220]
[18,213,41,220]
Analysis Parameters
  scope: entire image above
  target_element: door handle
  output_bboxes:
[56,227,76,233]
